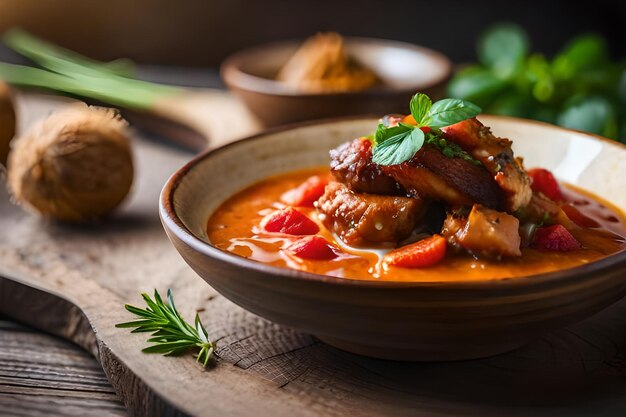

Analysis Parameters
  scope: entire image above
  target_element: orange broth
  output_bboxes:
[206,168,626,282]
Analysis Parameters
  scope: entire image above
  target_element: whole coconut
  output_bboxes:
[7,105,134,221]
[0,81,16,166]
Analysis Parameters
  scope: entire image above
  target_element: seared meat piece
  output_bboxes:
[442,204,521,258]
[317,181,426,246]
[518,193,562,225]
[442,118,532,213]
[330,137,402,195]
[381,145,503,209]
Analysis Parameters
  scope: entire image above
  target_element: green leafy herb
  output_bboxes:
[425,134,481,165]
[478,23,528,78]
[428,98,482,129]
[409,93,432,125]
[372,93,481,166]
[116,289,215,367]
[448,23,626,141]
[557,97,618,139]
[373,124,424,165]
[552,34,608,79]
[446,66,507,104]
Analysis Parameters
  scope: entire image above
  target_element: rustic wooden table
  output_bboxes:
[0,317,127,416]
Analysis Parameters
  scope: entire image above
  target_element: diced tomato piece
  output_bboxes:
[527,168,564,202]
[280,175,329,207]
[532,224,581,251]
[286,236,338,260]
[383,234,447,268]
[420,126,431,133]
[262,207,319,235]
[401,114,417,125]
[560,204,600,228]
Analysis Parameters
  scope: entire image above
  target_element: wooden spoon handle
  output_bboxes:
[11,89,261,154]
[145,89,261,152]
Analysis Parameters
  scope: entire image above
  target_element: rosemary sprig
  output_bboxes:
[116,289,215,367]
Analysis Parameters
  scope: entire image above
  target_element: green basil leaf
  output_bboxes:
[428,98,482,129]
[557,97,617,139]
[484,91,530,118]
[447,66,507,105]
[552,34,608,80]
[374,123,387,144]
[409,93,432,125]
[478,23,528,78]
[374,122,413,145]
[372,127,424,166]
[526,54,554,102]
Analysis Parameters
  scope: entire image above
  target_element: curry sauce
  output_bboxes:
[207,168,626,282]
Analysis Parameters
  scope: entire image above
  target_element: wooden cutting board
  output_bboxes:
[2,92,626,417]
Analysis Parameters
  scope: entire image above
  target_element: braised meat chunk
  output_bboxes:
[442,118,532,213]
[381,145,503,209]
[330,137,402,195]
[317,181,426,246]
[442,204,522,258]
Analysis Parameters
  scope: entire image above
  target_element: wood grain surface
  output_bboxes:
[0,318,127,417]
[2,94,626,416]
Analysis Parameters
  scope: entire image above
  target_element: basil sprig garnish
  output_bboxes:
[372,93,481,166]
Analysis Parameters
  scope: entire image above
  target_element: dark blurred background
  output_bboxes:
[0,0,624,66]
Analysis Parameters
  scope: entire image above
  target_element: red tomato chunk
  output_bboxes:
[532,224,581,251]
[280,175,329,207]
[262,207,319,235]
[528,168,564,202]
[383,234,447,268]
[286,236,338,260]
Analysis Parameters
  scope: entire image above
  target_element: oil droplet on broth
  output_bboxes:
[228,236,294,263]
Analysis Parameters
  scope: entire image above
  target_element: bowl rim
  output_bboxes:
[159,114,626,290]
[220,36,452,98]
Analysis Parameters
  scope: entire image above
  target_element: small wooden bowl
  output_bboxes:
[160,116,626,361]
[220,38,451,127]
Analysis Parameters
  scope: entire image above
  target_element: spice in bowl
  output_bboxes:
[277,32,380,93]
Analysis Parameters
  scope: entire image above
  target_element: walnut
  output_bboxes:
[7,105,133,221]
[0,81,16,167]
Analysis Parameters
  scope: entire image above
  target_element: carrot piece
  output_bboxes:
[401,114,417,125]
[262,207,319,235]
[527,168,564,202]
[532,224,581,251]
[400,115,432,132]
[383,234,447,268]
[280,175,329,207]
[286,236,338,260]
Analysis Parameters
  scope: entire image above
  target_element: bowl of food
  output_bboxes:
[160,94,626,361]
[221,33,451,127]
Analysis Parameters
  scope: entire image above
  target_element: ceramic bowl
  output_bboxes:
[160,116,626,361]
[220,38,451,127]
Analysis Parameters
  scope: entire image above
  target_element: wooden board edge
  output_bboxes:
[0,272,191,417]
